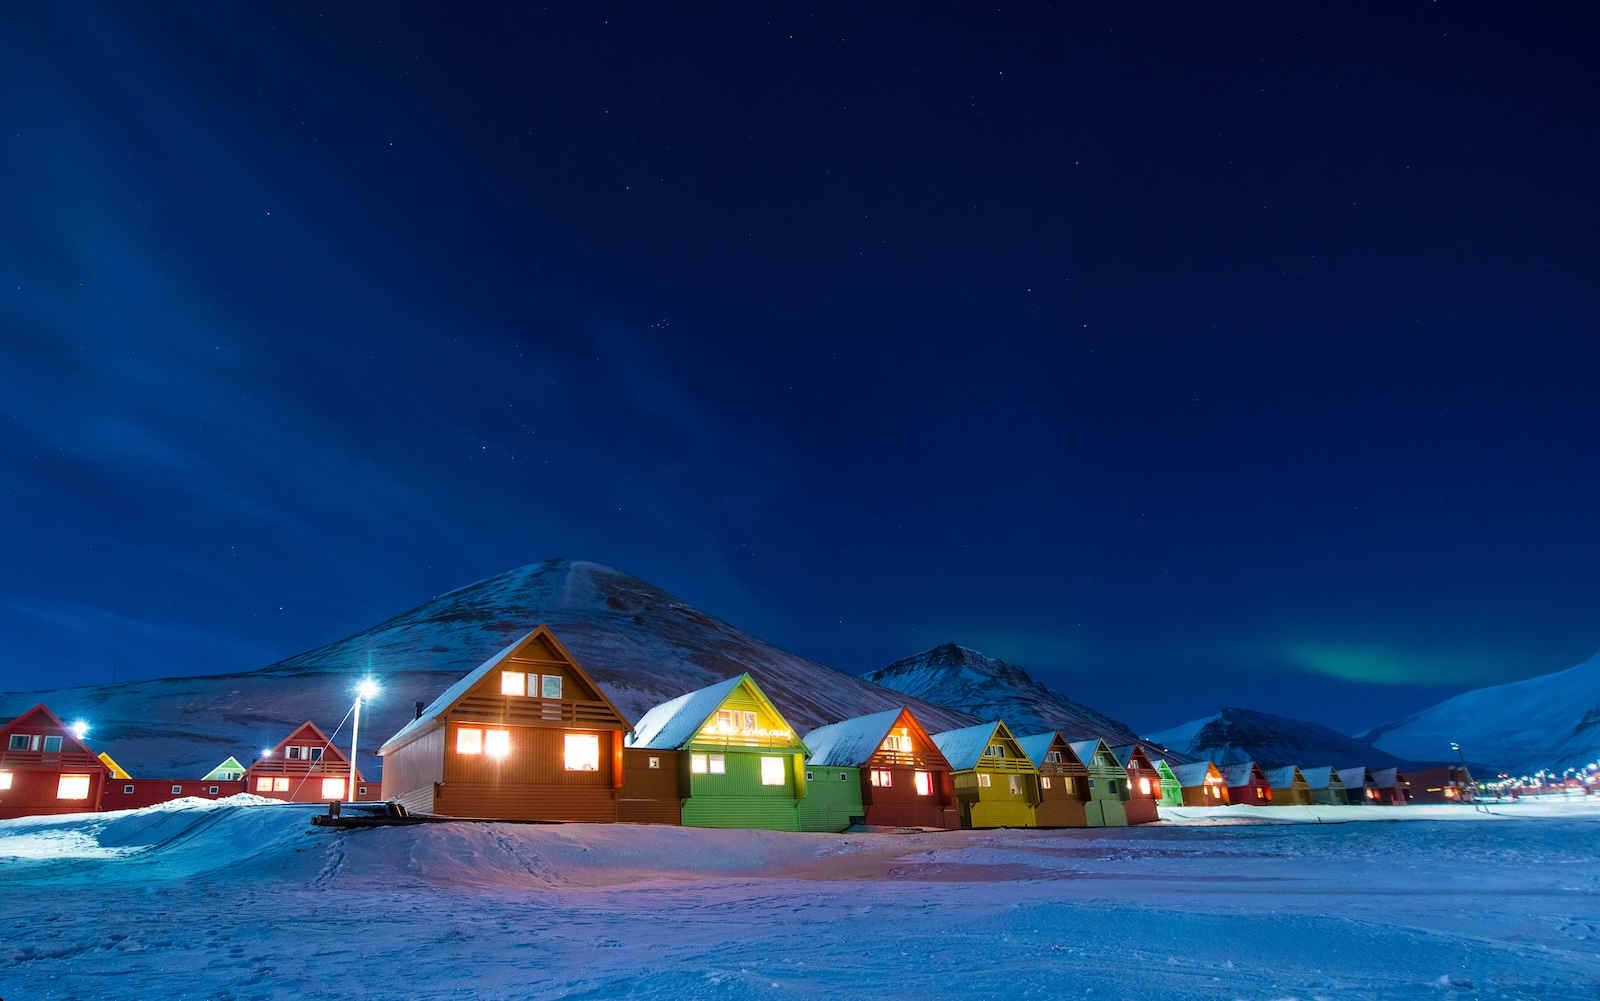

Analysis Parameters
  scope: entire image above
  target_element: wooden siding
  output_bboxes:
[104,780,247,811]
[618,748,681,825]
[681,750,802,831]
[798,766,863,832]
[860,765,958,829]
[382,724,446,805]
[0,705,108,819]
[952,768,1038,829]
[435,782,617,823]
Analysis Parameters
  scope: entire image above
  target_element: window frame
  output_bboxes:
[501,670,526,696]
[6,734,28,751]
[456,727,484,755]
[759,756,785,786]
[977,773,992,788]
[913,770,932,796]
[540,674,563,699]
[708,753,726,775]
[56,774,92,800]
[42,735,63,753]
[563,733,600,772]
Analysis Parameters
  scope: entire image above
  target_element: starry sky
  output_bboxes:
[2,4,1596,734]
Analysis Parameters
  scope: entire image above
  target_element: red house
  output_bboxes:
[1219,760,1273,805]
[802,707,960,830]
[1110,743,1162,824]
[246,721,380,803]
[0,704,107,820]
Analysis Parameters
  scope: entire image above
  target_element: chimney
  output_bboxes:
[414,701,425,720]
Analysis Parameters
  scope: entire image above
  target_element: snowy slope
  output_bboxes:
[862,643,1137,744]
[0,559,975,780]
[1360,651,1600,775]
[1147,707,1415,770]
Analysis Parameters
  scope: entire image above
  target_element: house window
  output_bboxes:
[171,785,183,795]
[256,777,274,792]
[0,771,13,790]
[648,756,661,770]
[541,675,563,699]
[760,756,784,786]
[1139,777,1151,796]
[870,769,891,787]
[1256,788,1265,800]
[984,744,1004,758]
[882,728,912,752]
[1109,779,1121,796]
[840,771,849,781]
[358,786,367,795]
[57,774,91,799]
[309,747,323,762]
[691,753,708,774]
[485,729,511,758]
[1045,751,1062,763]
[43,735,63,753]
[501,670,526,696]
[564,734,600,771]
[273,777,290,792]
[805,770,814,781]
[1064,777,1075,796]
[7,735,28,751]
[715,709,734,732]
[321,778,346,800]
[977,773,992,788]
[914,771,932,796]
[709,754,726,775]
[1008,774,1022,795]
[456,727,484,755]
[208,786,219,795]
[1088,777,1096,790]
[287,746,303,760]
[123,784,134,794]
[1041,776,1052,790]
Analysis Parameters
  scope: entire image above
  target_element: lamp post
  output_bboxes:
[350,679,380,803]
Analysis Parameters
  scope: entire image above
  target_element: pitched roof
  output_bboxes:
[931,722,1004,771]
[1110,743,1154,769]
[1016,731,1063,768]
[1299,766,1342,790]
[1171,761,1217,787]
[1337,766,1369,788]
[1069,738,1115,768]
[1219,762,1261,786]
[627,675,750,750]
[202,756,247,781]
[1370,767,1406,789]
[1264,765,1304,789]
[98,751,131,780]
[803,709,904,767]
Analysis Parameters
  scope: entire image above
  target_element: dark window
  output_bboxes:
[358,786,367,795]
[171,785,182,794]
[43,735,63,753]
[7,735,29,751]
[124,784,135,794]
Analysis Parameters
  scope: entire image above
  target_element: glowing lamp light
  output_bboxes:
[356,679,380,700]
[70,720,90,739]
[262,748,273,758]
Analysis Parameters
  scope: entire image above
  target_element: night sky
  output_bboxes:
[3,4,1596,734]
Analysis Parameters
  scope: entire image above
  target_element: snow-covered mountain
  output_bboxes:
[861,643,1138,744]
[0,559,976,780]
[1358,651,1600,776]
[1146,707,1416,770]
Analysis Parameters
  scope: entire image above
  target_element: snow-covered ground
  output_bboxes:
[4,799,1599,999]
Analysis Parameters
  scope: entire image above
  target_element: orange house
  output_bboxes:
[0,704,106,820]
[246,721,380,802]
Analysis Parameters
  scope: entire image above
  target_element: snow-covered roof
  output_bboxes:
[802,709,904,767]
[1264,765,1303,789]
[1110,743,1151,769]
[382,631,531,750]
[1016,731,1060,768]
[1171,761,1216,787]
[1371,767,1405,789]
[1218,762,1259,786]
[627,675,749,750]
[1299,766,1340,790]
[932,722,1002,771]
[1068,739,1113,768]
[1337,766,1370,788]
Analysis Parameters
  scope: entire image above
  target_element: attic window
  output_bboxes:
[56,774,91,799]
[1045,751,1062,763]
[541,675,563,699]
[984,744,1004,758]
[309,747,323,762]
[42,735,63,753]
[501,671,526,696]
[287,746,303,760]
[882,728,911,752]
[6,735,28,751]
[914,770,931,796]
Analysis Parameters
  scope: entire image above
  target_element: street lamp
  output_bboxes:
[350,679,380,803]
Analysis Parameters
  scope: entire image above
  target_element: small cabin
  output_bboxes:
[802,707,958,831]
[1265,765,1312,806]
[380,626,631,822]
[1017,731,1090,828]
[1369,767,1410,805]
[1299,766,1348,806]
[1068,738,1130,827]
[627,674,808,831]
[1153,759,1184,806]
[1219,761,1273,805]
[0,704,106,820]
[1110,743,1162,824]
[1404,765,1473,804]
[1336,766,1376,804]
[1171,761,1230,806]
[932,722,1040,829]
[248,721,379,803]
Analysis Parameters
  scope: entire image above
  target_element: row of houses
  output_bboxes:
[0,626,1471,825]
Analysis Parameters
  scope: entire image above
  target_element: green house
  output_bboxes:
[797,758,863,833]
[627,674,808,831]
[931,721,1039,829]
[1153,758,1184,806]
[202,756,247,782]
[1068,739,1129,827]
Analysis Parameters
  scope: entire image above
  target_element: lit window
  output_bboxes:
[715,709,734,732]
[564,734,600,771]
[760,757,785,786]
[501,671,526,696]
[123,784,134,794]
[57,774,91,799]
[709,754,726,775]
[274,777,290,792]
[882,728,911,752]
[486,730,512,758]
[743,711,758,732]
[43,735,63,753]
[1009,774,1022,795]
[1063,777,1075,796]
[1139,777,1151,796]
[1041,776,1052,789]
[457,728,483,755]
[257,777,274,792]
[171,785,183,795]
[309,747,323,762]
[321,778,346,799]
[7,735,28,751]
[541,675,563,699]
[0,771,12,790]
[914,771,932,796]
[977,773,992,788]
[691,753,708,774]
[648,756,661,769]
[870,769,891,787]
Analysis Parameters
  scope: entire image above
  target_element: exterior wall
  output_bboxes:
[0,708,108,820]
[953,768,1038,829]
[246,763,379,802]
[798,766,863,832]
[1083,755,1129,827]
[1159,777,1184,806]
[1034,770,1088,828]
[1180,782,1231,807]
[104,780,247,811]
[1228,782,1272,805]
[681,749,801,831]
[434,723,618,822]
[1269,783,1312,806]
[1308,782,1346,806]
[618,748,681,825]
[381,724,446,808]
[1406,766,1473,804]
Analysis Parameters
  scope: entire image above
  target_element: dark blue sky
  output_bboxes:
[2,3,1596,734]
